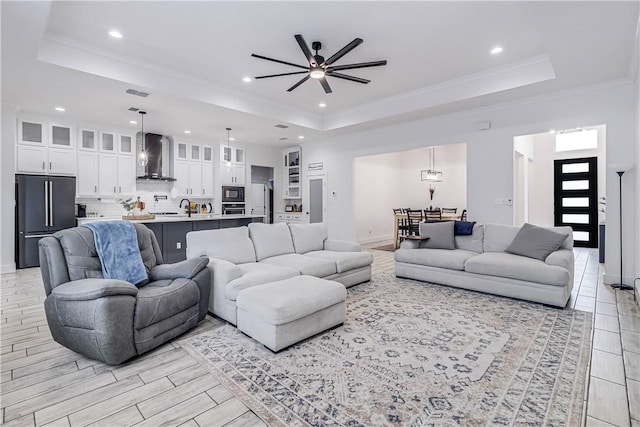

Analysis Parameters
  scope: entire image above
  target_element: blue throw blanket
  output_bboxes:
[82,221,148,285]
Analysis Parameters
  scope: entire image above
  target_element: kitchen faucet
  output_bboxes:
[179,198,191,217]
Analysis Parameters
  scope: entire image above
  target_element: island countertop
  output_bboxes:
[76,214,265,225]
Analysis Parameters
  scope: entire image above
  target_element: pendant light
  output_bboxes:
[420,146,443,182]
[138,111,148,167]
[225,127,232,172]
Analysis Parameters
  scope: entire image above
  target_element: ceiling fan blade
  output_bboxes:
[328,72,370,84]
[322,38,363,66]
[326,60,387,72]
[254,71,309,79]
[294,34,317,67]
[319,77,332,94]
[251,53,309,70]
[287,75,310,92]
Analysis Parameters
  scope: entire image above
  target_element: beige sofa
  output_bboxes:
[186,222,372,324]
[394,223,574,307]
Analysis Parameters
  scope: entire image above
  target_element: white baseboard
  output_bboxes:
[602,273,637,286]
[1,263,16,274]
[356,234,393,245]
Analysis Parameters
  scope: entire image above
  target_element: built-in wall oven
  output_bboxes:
[222,204,246,215]
[222,186,245,203]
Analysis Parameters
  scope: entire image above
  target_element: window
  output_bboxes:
[555,129,597,152]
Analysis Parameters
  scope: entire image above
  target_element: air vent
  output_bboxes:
[128,107,139,112]
[279,137,288,141]
[125,89,150,98]
[274,124,289,129]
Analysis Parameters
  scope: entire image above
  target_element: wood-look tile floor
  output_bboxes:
[2,247,638,426]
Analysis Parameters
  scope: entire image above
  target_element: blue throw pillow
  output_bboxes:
[454,221,476,236]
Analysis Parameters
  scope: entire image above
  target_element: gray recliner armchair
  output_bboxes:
[38,223,211,365]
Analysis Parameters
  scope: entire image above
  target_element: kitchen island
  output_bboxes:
[77,214,265,262]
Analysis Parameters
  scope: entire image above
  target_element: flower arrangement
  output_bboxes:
[429,186,435,200]
[119,198,135,212]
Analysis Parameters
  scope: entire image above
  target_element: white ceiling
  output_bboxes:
[2,1,638,146]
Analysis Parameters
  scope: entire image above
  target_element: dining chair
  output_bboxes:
[461,209,468,221]
[424,209,442,221]
[406,209,424,235]
[441,207,457,214]
[393,208,409,241]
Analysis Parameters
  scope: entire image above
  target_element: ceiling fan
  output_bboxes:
[251,34,387,94]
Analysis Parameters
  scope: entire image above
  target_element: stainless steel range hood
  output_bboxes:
[137,133,176,181]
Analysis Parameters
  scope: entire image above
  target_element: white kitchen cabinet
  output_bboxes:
[203,145,214,162]
[18,119,46,146]
[77,151,100,197]
[202,162,214,197]
[220,145,244,164]
[100,131,116,153]
[99,154,118,196]
[79,129,97,151]
[16,145,75,175]
[221,163,244,185]
[175,142,188,161]
[234,147,245,164]
[119,134,134,155]
[189,166,203,196]
[49,123,74,149]
[172,160,191,197]
[190,144,201,162]
[117,155,136,196]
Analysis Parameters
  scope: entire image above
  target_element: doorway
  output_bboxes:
[554,157,598,247]
[250,166,274,223]
[306,173,327,223]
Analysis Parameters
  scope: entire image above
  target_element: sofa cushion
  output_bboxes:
[289,223,328,254]
[260,254,337,277]
[249,222,295,261]
[135,278,200,329]
[225,263,300,301]
[186,227,256,264]
[395,248,478,271]
[505,223,568,261]
[484,224,573,253]
[236,276,346,325]
[305,250,373,273]
[418,221,455,249]
[464,252,570,287]
[454,224,484,253]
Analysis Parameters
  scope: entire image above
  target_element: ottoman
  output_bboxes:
[236,275,347,351]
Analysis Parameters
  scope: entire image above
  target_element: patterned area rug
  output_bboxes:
[183,274,592,427]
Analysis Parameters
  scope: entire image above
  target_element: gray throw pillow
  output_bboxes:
[505,223,567,261]
[418,221,455,250]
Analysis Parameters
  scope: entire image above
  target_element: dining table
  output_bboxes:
[393,211,461,249]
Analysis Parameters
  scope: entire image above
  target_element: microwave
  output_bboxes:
[222,186,245,203]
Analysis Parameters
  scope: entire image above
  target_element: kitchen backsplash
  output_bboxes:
[76,180,215,217]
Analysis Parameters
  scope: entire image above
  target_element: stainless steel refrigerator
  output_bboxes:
[16,174,76,268]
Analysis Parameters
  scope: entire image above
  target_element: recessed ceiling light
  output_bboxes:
[318,103,327,108]
[242,77,252,83]
[298,135,304,139]
[54,107,65,112]
[109,30,123,39]
[129,120,138,125]
[229,137,235,141]
[184,130,191,134]
[490,46,503,55]
[549,129,556,134]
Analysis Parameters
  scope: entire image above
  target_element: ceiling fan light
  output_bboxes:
[310,67,325,79]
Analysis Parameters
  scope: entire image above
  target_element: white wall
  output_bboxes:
[353,143,467,243]
[302,80,637,284]
[1,103,18,273]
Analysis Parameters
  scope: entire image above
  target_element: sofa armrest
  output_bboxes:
[208,258,242,287]
[400,240,420,249]
[51,278,138,301]
[150,257,209,280]
[545,249,574,282]
[324,239,362,252]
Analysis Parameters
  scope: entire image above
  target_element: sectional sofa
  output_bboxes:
[394,222,574,307]
[186,222,373,324]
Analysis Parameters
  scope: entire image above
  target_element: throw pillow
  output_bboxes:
[454,221,476,235]
[418,221,455,250]
[505,223,567,261]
